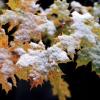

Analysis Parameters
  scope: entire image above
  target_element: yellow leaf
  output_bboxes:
[7,0,21,10]
[16,67,32,80]
[48,69,71,100]
[80,38,94,48]
[92,27,100,39]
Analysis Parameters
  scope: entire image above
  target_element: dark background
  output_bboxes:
[0,0,100,100]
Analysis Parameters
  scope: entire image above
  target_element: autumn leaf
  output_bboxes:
[48,68,71,100]
[92,27,100,39]
[0,73,11,92]
[76,48,91,67]
[80,37,94,48]
[15,67,32,80]
[8,20,19,32]
[30,76,44,88]
[7,0,21,10]
[0,34,8,48]
[0,73,16,92]
[23,42,31,51]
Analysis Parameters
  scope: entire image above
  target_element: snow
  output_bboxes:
[37,20,56,36]
[71,11,96,44]
[16,45,69,73]
[72,11,93,22]
[93,3,100,16]
[15,48,26,56]
[16,54,35,67]
[0,60,14,75]
[29,41,45,50]
[71,1,82,9]
[31,2,40,10]
[0,0,100,84]
[58,35,80,54]
[47,46,69,63]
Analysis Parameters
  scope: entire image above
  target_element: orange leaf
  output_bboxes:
[0,34,8,48]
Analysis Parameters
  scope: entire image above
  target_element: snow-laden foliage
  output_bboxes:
[0,0,100,100]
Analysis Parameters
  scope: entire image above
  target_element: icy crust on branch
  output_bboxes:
[0,0,100,97]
